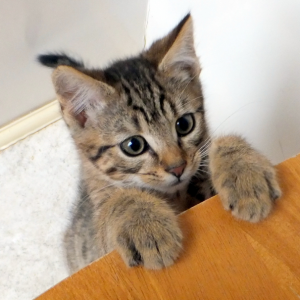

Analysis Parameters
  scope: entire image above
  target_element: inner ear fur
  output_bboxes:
[143,14,200,81]
[52,66,115,127]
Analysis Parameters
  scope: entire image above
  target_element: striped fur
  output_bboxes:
[39,14,281,274]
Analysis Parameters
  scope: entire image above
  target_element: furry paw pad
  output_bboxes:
[111,199,182,269]
[209,135,282,222]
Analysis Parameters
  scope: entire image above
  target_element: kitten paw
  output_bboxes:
[110,195,182,269]
[209,135,282,222]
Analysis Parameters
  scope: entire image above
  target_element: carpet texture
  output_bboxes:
[0,120,80,300]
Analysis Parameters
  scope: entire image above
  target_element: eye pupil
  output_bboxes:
[176,114,194,136]
[177,118,189,131]
[128,138,141,152]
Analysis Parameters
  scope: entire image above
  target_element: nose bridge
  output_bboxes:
[161,144,185,169]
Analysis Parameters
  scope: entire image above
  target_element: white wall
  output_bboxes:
[146,0,300,164]
[0,0,148,127]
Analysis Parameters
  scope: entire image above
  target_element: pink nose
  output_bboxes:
[167,162,187,178]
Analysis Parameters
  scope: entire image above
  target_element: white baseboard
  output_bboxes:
[0,100,62,151]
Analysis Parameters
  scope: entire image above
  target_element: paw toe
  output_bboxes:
[128,243,143,266]
[231,195,272,222]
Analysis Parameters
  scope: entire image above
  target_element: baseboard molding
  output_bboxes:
[0,100,62,151]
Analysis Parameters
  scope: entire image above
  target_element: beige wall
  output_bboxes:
[0,0,148,127]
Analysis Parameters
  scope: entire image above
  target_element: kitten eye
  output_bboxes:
[176,114,195,136]
[120,136,147,156]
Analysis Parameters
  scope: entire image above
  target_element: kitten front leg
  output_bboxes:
[100,188,182,269]
[209,135,282,222]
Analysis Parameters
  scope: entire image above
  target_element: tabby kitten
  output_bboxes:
[39,14,281,274]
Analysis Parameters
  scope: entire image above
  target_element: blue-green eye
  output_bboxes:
[176,114,194,136]
[120,136,147,156]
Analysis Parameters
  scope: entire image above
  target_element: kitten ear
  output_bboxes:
[144,14,200,82]
[159,16,200,80]
[52,66,115,127]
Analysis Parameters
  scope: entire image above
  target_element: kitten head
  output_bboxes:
[42,14,208,194]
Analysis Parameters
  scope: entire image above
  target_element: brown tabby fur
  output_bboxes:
[39,14,281,274]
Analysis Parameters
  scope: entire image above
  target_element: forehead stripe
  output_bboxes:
[132,105,150,124]
[159,93,166,114]
[132,115,141,131]
[122,83,133,107]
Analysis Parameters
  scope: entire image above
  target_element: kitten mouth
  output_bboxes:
[169,170,194,187]
[170,178,185,187]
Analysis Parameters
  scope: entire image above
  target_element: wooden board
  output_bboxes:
[37,155,300,300]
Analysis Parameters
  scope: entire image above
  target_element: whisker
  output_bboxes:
[198,163,209,167]
[196,168,210,176]
[199,137,212,151]
[178,74,198,99]
[207,100,265,139]
[178,95,203,111]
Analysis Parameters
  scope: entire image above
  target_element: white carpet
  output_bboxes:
[0,120,80,300]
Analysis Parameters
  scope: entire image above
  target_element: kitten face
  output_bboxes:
[49,15,208,195]
[76,59,206,194]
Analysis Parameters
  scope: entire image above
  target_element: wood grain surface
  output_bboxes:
[37,155,300,300]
